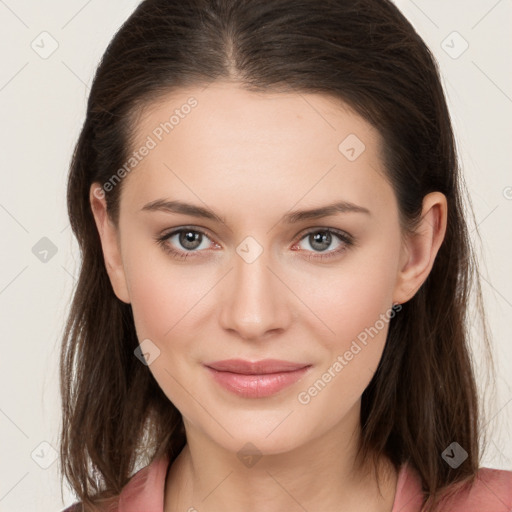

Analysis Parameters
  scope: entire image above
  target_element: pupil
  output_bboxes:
[181,231,200,249]
[311,231,331,251]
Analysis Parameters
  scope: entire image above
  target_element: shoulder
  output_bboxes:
[436,467,512,511]
[60,496,119,512]
[60,454,170,512]
[393,462,512,512]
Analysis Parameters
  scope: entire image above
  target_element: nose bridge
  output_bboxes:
[218,237,290,340]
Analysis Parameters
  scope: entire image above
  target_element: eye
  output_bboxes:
[155,227,217,260]
[292,228,354,260]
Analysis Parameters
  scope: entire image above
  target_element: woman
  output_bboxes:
[59,0,512,511]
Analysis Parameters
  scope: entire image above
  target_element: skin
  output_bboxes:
[90,81,447,512]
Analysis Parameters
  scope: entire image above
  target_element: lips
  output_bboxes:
[204,359,310,374]
[204,359,312,398]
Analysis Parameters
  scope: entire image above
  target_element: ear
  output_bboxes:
[392,191,448,305]
[89,182,131,304]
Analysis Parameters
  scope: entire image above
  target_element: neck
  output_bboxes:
[164,402,398,512]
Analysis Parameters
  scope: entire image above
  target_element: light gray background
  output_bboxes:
[0,1,511,510]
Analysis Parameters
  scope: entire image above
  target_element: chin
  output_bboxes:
[199,416,311,459]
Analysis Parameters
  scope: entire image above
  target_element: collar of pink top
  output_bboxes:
[117,455,426,512]
[67,454,512,512]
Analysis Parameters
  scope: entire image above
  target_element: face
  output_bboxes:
[90,81,443,457]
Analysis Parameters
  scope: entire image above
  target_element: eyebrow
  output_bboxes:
[141,198,371,224]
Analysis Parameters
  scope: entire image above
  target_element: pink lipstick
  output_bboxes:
[204,359,311,398]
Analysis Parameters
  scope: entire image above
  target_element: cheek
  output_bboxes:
[301,235,401,399]
[330,265,396,342]
[121,234,216,341]
[126,264,175,341]
[303,232,400,345]
[295,291,398,431]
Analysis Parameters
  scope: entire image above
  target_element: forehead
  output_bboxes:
[120,81,393,218]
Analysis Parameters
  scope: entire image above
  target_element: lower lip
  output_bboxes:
[205,366,311,398]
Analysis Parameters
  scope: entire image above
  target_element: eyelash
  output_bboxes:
[155,226,355,262]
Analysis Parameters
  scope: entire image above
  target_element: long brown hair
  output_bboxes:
[59,1,494,510]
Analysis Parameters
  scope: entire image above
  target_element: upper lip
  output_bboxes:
[204,359,310,375]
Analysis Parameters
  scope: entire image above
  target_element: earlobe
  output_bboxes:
[392,192,448,305]
[89,183,131,304]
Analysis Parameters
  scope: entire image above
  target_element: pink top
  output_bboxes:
[63,455,512,512]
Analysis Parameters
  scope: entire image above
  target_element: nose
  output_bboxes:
[218,245,293,342]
